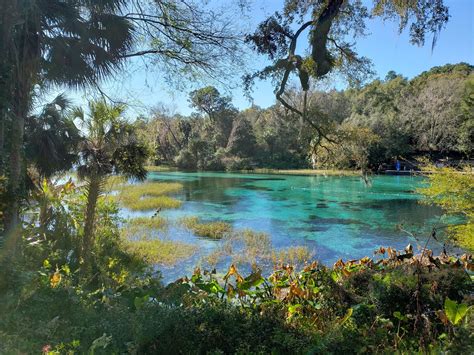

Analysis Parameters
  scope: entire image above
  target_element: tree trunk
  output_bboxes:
[4,84,27,247]
[0,109,5,175]
[82,175,102,265]
[3,0,38,239]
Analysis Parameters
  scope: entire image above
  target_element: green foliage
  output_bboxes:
[165,247,473,354]
[0,178,162,353]
[137,64,473,173]
[25,95,82,178]
[444,298,470,325]
[1,174,473,353]
[76,100,149,181]
[458,76,474,156]
[418,166,474,250]
[312,123,381,171]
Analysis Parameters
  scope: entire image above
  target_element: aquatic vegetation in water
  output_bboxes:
[127,216,168,230]
[122,218,195,265]
[203,229,273,267]
[124,237,196,265]
[179,216,232,239]
[200,227,314,269]
[123,195,181,210]
[271,246,314,266]
[116,182,182,210]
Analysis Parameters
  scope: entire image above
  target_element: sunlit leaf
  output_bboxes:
[444,297,470,325]
[340,308,353,324]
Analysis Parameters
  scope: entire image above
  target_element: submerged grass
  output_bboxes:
[179,216,233,239]
[116,182,183,211]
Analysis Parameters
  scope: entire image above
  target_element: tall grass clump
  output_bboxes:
[179,216,232,239]
[121,218,195,265]
[117,182,183,210]
[122,217,168,241]
[201,229,313,268]
[124,237,196,265]
[127,216,167,230]
[272,246,314,266]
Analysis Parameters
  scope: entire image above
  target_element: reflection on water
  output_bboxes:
[127,171,451,281]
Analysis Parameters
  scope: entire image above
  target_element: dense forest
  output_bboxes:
[0,0,472,353]
[141,63,473,171]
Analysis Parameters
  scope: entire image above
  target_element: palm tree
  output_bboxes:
[0,0,133,233]
[25,94,82,179]
[75,100,148,265]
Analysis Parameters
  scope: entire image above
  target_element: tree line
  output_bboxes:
[138,63,474,172]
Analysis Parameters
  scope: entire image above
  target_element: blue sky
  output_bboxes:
[57,0,473,117]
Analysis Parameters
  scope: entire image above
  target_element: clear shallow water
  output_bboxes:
[129,172,450,280]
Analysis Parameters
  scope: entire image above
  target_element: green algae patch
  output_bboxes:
[180,216,232,239]
[116,182,183,210]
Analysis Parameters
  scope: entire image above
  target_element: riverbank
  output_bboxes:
[241,168,359,176]
[146,165,358,176]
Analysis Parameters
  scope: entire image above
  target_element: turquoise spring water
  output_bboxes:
[128,172,452,281]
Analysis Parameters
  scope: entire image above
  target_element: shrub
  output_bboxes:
[174,149,196,170]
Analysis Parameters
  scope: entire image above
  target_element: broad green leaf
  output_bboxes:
[444,297,469,325]
[238,271,264,290]
[288,304,302,316]
[393,311,408,321]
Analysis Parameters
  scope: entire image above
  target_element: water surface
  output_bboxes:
[133,172,449,279]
